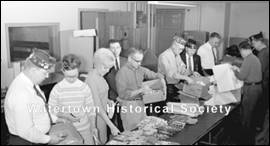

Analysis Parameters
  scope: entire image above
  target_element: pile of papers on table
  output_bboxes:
[106,116,181,145]
[204,63,243,106]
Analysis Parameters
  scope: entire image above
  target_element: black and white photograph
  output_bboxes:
[1,1,269,145]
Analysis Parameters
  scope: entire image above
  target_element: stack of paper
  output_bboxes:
[212,63,243,92]
[204,85,241,106]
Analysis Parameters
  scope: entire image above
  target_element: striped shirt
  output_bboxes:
[48,79,95,131]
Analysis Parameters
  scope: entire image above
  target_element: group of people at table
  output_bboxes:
[4,31,268,145]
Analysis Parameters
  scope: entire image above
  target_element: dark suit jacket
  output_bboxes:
[180,51,204,76]
[104,57,127,101]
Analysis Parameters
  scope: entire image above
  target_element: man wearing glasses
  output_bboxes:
[158,35,194,102]
[115,47,166,131]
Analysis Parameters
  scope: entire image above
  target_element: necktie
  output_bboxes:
[33,85,53,124]
[115,58,119,70]
[211,47,217,65]
[188,55,193,72]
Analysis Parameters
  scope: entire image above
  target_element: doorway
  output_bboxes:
[155,9,185,56]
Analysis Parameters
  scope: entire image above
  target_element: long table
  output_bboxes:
[167,103,239,145]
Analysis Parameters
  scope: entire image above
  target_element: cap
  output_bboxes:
[173,34,186,45]
[28,48,56,71]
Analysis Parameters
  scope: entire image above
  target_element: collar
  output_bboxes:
[186,53,193,58]
[20,72,34,87]
[206,42,213,49]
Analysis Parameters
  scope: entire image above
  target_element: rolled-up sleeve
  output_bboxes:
[141,67,158,80]
[12,93,51,144]
[158,55,176,79]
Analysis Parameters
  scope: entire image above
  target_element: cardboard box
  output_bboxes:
[142,79,166,104]
[183,77,211,98]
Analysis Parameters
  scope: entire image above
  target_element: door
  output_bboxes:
[155,9,185,56]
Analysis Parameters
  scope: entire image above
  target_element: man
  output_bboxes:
[104,39,125,132]
[250,32,269,142]
[180,39,204,76]
[4,49,65,145]
[115,47,166,131]
[197,32,221,76]
[158,35,194,102]
[231,41,262,144]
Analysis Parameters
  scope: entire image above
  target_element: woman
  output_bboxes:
[48,54,97,144]
[231,41,263,144]
[85,48,120,144]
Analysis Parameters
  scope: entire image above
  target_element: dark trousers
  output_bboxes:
[255,82,270,128]
[8,134,35,145]
[240,84,262,144]
[166,84,180,102]
[203,69,213,76]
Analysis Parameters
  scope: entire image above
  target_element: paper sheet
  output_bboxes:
[204,85,241,106]
[212,63,243,92]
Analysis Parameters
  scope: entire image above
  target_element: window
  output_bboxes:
[5,23,60,67]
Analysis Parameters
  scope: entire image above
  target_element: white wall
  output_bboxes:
[1,1,129,87]
[229,2,269,39]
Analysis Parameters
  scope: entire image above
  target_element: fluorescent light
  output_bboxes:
[148,1,197,7]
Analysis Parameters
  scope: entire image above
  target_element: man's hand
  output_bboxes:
[185,77,195,84]
[157,73,164,79]
[231,65,240,72]
[48,133,66,144]
[192,72,201,78]
[60,113,80,123]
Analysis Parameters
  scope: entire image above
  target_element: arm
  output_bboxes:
[158,55,192,82]
[233,58,250,81]
[115,70,144,100]
[12,93,51,144]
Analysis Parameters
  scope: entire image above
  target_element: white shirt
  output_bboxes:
[4,72,55,144]
[197,42,217,69]
[185,53,194,72]
[158,48,186,84]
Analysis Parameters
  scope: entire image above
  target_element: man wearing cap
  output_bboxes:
[158,35,194,102]
[4,49,64,145]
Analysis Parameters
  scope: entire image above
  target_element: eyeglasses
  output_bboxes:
[131,57,143,63]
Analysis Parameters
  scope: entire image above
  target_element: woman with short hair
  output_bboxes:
[85,48,120,144]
